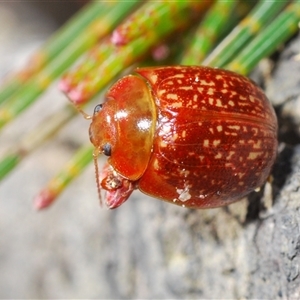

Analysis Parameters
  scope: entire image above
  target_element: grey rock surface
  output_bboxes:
[1,3,300,299]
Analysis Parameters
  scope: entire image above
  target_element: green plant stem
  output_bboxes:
[225,0,300,75]
[180,0,237,65]
[0,1,140,130]
[62,1,212,104]
[202,0,289,68]
[34,145,94,209]
[0,1,111,105]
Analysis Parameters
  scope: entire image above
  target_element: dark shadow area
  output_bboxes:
[245,189,263,223]
[271,144,294,198]
[276,105,300,146]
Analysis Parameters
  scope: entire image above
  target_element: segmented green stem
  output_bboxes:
[110,1,210,45]
[202,0,289,68]
[61,35,163,104]
[34,145,94,209]
[0,155,20,181]
[61,1,212,104]
[225,0,300,75]
[180,0,237,65]
[0,1,112,105]
[0,1,140,130]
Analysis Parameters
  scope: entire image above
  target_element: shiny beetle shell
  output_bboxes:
[89,66,278,209]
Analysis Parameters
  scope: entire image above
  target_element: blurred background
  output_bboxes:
[0,2,119,298]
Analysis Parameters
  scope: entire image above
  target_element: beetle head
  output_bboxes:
[89,74,156,207]
[89,98,117,157]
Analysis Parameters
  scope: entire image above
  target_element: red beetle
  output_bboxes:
[89,66,278,209]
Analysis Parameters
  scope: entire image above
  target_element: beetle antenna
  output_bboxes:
[75,104,93,120]
[93,148,103,207]
[65,94,92,120]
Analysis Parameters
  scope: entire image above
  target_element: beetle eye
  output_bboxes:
[102,143,112,156]
[93,104,103,115]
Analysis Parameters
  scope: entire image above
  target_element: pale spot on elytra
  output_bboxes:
[215,99,223,107]
[253,140,262,149]
[170,102,182,108]
[203,139,209,147]
[150,74,158,84]
[207,88,215,95]
[217,125,223,132]
[167,93,179,100]
[247,152,263,160]
[153,158,160,170]
[179,86,193,91]
[160,141,168,148]
[228,125,241,130]
[214,152,222,159]
[213,140,221,146]
[200,80,215,86]
[226,151,235,160]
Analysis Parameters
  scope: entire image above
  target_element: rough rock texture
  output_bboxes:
[1,3,300,299]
